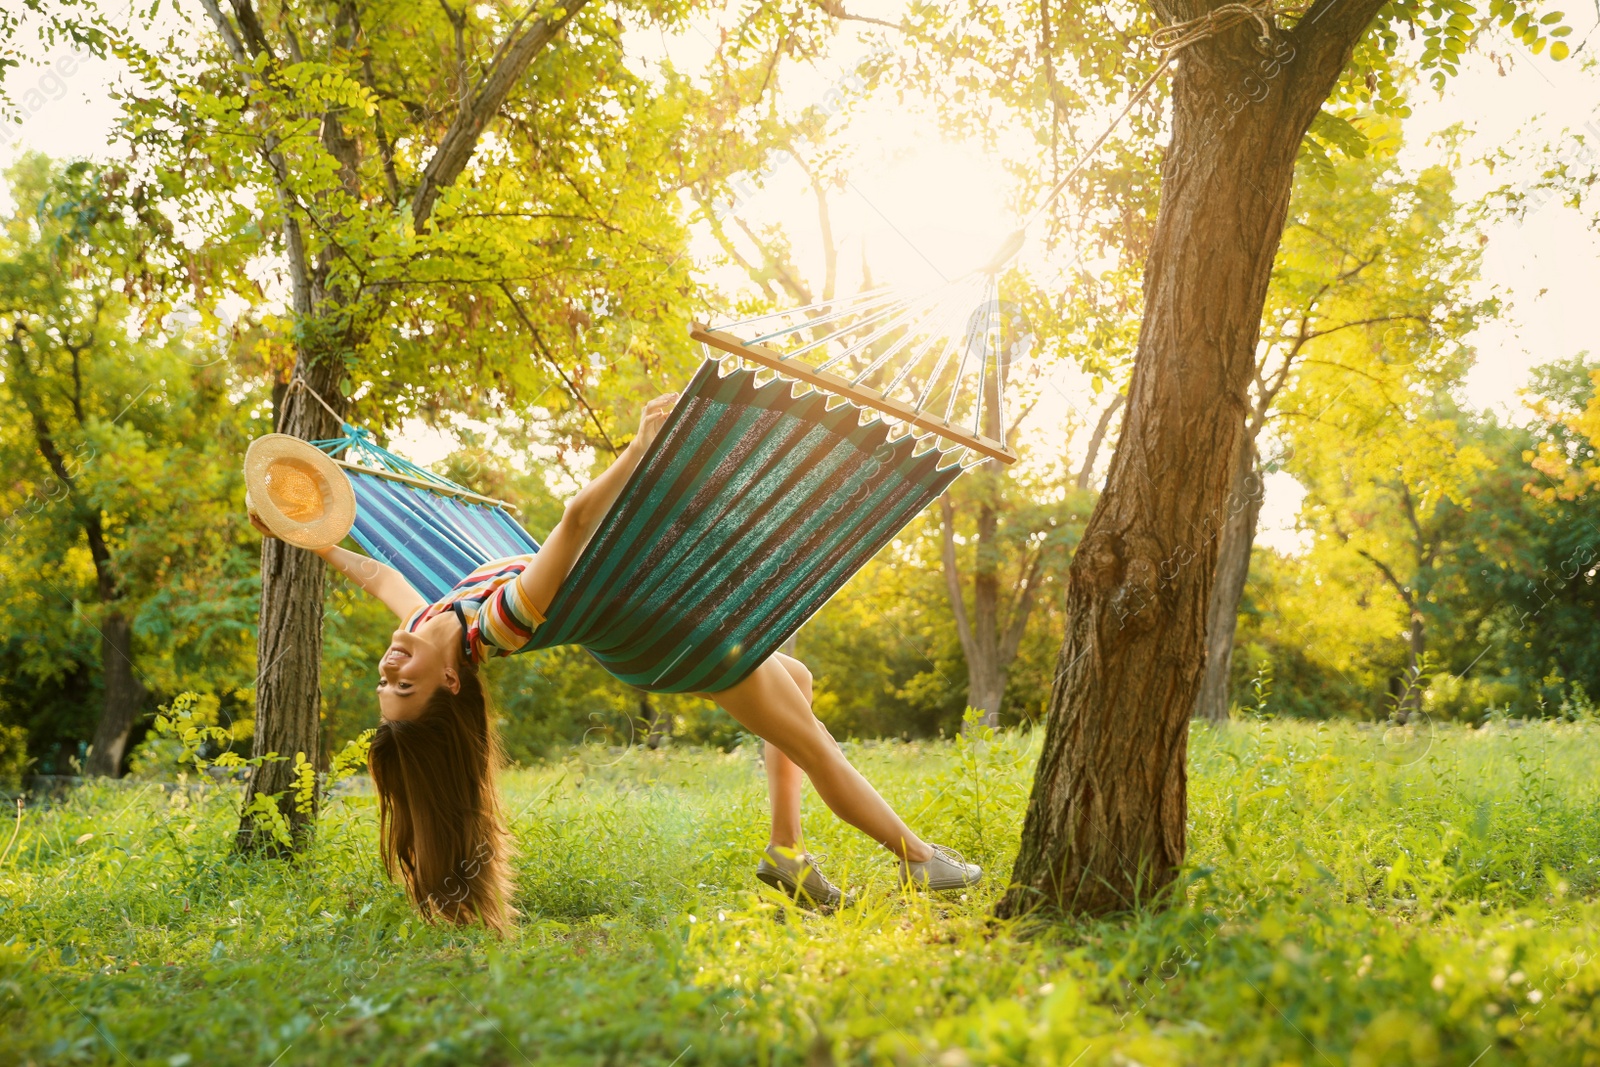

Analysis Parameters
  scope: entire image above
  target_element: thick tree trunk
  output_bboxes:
[85,611,144,777]
[1191,439,1263,723]
[997,0,1383,919]
[236,359,343,852]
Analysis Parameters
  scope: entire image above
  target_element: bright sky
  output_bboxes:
[4,6,1599,551]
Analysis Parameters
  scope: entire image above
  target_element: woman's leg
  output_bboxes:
[765,743,804,849]
[765,655,812,850]
[708,656,933,862]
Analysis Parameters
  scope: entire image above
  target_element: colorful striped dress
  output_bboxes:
[403,554,547,665]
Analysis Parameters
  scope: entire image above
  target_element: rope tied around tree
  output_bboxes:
[277,375,347,434]
[1150,0,1298,55]
[1010,0,1306,243]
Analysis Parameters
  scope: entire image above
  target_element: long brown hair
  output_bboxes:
[368,664,514,933]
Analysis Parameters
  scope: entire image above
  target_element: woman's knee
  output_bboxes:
[775,653,813,705]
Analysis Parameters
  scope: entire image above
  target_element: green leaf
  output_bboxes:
[1311,110,1371,160]
[1297,135,1338,188]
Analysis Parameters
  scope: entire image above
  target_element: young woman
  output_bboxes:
[253,393,980,931]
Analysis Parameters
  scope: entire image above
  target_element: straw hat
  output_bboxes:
[243,434,356,550]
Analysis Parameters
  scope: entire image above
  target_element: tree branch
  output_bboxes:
[1355,546,1415,611]
[999,547,1046,665]
[1285,0,1394,128]
[6,325,116,599]
[413,0,591,228]
[1076,392,1125,490]
[498,282,620,455]
[811,0,901,29]
[199,0,315,318]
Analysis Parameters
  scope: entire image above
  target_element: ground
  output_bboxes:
[3,717,1600,1065]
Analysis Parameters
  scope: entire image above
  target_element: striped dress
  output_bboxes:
[403,555,547,665]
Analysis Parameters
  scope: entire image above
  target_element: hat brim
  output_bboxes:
[244,434,356,550]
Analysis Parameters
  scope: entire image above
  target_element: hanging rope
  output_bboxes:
[1012,0,1304,243]
[278,375,346,433]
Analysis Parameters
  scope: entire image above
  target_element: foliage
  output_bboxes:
[0,154,267,768]
[1230,141,1543,720]
[1241,366,1600,721]
[7,721,1600,1062]
[1524,358,1600,501]
[0,723,30,792]
[134,691,372,847]
[83,0,837,453]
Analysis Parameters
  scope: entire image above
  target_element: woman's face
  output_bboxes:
[377,625,459,721]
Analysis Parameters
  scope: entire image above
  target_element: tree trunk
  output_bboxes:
[997,0,1383,919]
[941,467,1013,733]
[11,357,145,779]
[85,611,144,776]
[1400,607,1424,721]
[968,489,1004,730]
[1191,439,1263,722]
[236,359,344,852]
[948,336,1026,733]
[642,692,670,749]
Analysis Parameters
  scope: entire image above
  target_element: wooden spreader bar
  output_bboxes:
[690,323,1018,465]
[329,457,521,514]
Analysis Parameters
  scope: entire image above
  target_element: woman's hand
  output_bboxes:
[248,508,279,541]
[559,390,681,549]
[630,392,680,455]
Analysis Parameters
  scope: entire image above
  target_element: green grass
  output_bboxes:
[5,719,1600,1065]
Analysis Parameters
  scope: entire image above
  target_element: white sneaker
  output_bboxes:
[756,845,843,910]
[900,843,982,891]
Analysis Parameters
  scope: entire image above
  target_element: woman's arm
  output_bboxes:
[316,544,426,620]
[512,391,678,618]
[249,513,425,621]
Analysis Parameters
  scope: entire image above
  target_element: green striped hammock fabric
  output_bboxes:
[324,357,964,693]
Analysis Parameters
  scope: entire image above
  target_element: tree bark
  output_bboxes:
[237,359,344,852]
[997,0,1387,919]
[86,612,144,776]
[641,692,670,749]
[1191,438,1263,722]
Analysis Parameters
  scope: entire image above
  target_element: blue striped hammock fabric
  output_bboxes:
[319,358,964,694]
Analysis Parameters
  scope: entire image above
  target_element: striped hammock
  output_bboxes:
[317,357,962,693]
